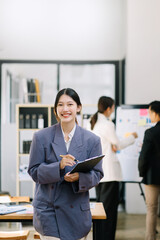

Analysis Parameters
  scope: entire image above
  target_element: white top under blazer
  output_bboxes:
[91,113,135,182]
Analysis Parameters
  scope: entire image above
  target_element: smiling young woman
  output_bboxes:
[28,88,104,240]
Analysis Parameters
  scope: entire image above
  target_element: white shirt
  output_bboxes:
[61,124,76,152]
[91,113,135,182]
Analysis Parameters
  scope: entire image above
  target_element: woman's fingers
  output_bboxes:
[60,154,75,160]
[60,155,76,169]
[64,172,79,182]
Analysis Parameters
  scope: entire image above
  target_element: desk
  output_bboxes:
[0,201,106,240]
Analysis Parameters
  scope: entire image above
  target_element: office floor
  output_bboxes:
[116,212,160,240]
[0,212,160,240]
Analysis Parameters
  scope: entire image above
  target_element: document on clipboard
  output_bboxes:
[70,154,105,174]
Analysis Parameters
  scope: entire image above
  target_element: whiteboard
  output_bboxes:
[116,105,154,182]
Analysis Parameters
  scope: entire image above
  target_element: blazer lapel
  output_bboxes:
[53,125,83,202]
[51,124,67,162]
[68,125,83,160]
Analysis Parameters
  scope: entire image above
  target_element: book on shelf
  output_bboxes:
[22,140,32,154]
[35,79,41,103]
[22,78,28,103]
[31,114,37,128]
[30,79,37,102]
[19,114,24,128]
[25,114,31,128]
[27,79,31,102]
[38,114,44,129]
[22,78,41,103]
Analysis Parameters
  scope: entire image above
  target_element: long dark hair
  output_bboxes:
[54,88,82,122]
[90,96,114,130]
[149,100,160,116]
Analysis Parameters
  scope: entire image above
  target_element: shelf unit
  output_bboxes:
[16,104,57,197]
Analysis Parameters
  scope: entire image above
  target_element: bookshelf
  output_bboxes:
[16,104,57,197]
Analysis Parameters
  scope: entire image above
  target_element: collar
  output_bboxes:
[156,121,160,126]
[61,124,76,142]
[98,112,111,121]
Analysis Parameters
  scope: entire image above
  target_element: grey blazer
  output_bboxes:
[28,123,103,240]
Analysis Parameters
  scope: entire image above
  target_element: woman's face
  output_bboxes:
[108,104,115,117]
[104,104,115,118]
[56,94,81,124]
[110,104,115,114]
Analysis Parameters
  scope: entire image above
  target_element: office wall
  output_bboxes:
[0,0,126,60]
[126,0,160,104]
[125,0,160,213]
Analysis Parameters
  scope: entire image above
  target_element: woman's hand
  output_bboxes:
[60,154,76,170]
[64,172,79,182]
[111,144,118,153]
[132,132,138,138]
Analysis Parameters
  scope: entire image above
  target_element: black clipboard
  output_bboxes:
[70,154,105,174]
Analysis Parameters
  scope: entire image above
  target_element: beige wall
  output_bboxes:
[126,0,160,104]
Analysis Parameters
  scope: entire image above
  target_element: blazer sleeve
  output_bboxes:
[105,121,135,150]
[138,129,153,177]
[28,132,61,184]
[72,136,104,193]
